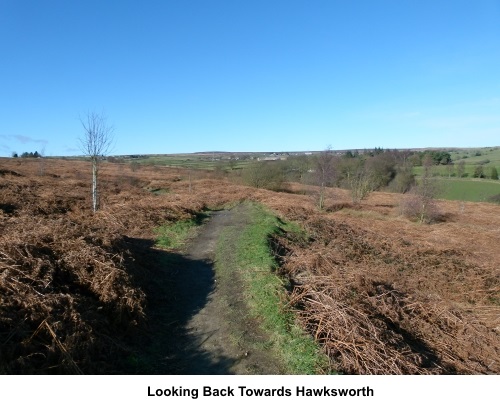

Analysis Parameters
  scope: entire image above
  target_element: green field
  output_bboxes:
[435,178,500,202]
[414,146,500,179]
[414,164,499,179]
[131,153,259,171]
[450,146,500,165]
[412,147,500,202]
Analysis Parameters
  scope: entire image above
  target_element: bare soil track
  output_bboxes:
[133,205,283,374]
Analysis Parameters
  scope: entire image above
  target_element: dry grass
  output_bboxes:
[0,159,208,373]
[265,186,500,374]
[1,158,498,374]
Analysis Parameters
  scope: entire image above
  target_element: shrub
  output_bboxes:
[242,161,285,191]
[401,160,441,223]
[491,167,499,180]
[130,161,140,172]
[456,161,466,178]
[473,165,485,178]
[400,189,441,223]
[389,164,415,193]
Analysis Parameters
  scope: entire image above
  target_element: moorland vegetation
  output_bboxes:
[0,153,499,374]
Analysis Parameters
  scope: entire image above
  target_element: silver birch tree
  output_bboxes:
[79,111,114,213]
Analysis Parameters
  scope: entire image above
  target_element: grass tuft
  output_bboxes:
[155,212,209,249]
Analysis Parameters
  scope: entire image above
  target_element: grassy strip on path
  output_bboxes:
[154,212,209,249]
[216,202,331,374]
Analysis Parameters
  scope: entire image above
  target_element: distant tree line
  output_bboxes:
[242,148,500,191]
[236,147,499,222]
[12,151,42,158]
[240,148,418,201]
[472,165,499,179]
[401,151,451,166]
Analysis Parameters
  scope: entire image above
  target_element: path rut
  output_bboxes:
[143,205,283,374]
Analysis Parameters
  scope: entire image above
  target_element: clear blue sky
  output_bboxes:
[1,0,499,157]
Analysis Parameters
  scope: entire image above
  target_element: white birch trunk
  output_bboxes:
[92,160,98,213]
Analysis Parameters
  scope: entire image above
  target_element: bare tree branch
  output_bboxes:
[79,110,114,212]
[79,110,114,161]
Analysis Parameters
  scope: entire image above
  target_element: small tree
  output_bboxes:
[491,166,499,180]
[390,162,415,193]
[364,152,397,190]
[446,162,455,178]
[456,160,466,178]
[348,166,373,204]
[341,158,374,204]
[473,165,484,178]
[79,110,114,212]
[314,147,336,209]
[37,147,46,176]
[242,161,284,191]
[402,155,440,223]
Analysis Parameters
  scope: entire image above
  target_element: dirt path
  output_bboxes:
[139,204,284,374]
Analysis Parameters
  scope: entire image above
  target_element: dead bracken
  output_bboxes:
[0,157,498,374]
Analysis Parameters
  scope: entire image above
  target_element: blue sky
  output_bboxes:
[1,0,499,156]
